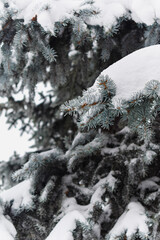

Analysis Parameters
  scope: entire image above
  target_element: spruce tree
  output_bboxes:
[0,1,160,239]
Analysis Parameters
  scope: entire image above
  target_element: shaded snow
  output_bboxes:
[45,210,86,240]
[109,200,149,239]
[105,171,117,191]
[145,150,157,162]
[138,177,160,198]
[1,0,160,33]
[101,146,120,156]
[0,179,33,211]
[55,173,112,227]
[116,126,130,135]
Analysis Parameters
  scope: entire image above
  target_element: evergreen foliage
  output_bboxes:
[0,1,160,240]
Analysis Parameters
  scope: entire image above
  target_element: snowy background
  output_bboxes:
[0,81,53,161]
[0,114,31,161]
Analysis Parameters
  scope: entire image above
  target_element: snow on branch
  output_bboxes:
[0,179,34,214]
[45,210,86,240]
[63,45,160,141]
[106,200,149,240]
[12,147,64,181]
[1,0,160,34]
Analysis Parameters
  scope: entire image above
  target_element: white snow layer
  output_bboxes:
[0,213,17,240]
[0,180,33,238]
[45,210,86,240]
[0,179,33,211]
[1,0,160,33]
[109,201,149,239]
[93,45,160,104]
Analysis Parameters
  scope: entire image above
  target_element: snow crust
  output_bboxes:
[0,179,33,211]
[109,200,149,239]
[1,0,160,33]
[45,210,86,240]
